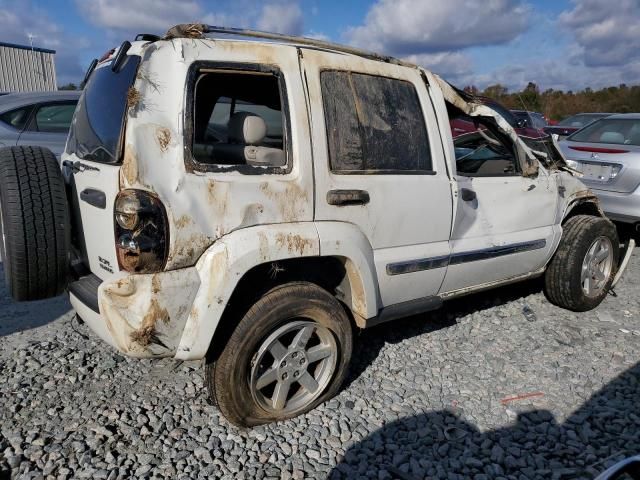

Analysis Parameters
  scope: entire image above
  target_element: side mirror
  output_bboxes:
[595,456,640,480]
[516,119,526,129]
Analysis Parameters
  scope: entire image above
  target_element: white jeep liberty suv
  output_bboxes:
[0,25,634,427]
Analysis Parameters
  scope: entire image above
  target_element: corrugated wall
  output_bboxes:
[0,45,57,93]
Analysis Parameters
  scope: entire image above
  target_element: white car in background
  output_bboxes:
[0,91,80,158]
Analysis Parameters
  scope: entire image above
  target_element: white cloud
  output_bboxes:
[75,0,202,32]
[559,0,640,67]
[76,0,303,36]
[346,0,531,56]
[257,1,303,35]
[404,52,473,80]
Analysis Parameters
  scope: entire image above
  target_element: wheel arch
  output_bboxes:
[174,222,380,360]
[561,194,606,225]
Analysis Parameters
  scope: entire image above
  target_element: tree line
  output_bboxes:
[463,82,640,121]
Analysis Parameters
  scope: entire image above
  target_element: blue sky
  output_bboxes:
[2,0,639,91]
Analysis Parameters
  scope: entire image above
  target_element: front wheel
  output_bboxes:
[545,215,619,312]
[206,282,353,427]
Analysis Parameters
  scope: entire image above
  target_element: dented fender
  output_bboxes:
[174,223,320,360]
[98,268,201,358]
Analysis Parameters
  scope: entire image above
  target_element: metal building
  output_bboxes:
[0,42,57,94]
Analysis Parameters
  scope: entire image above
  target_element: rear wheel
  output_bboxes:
[0,146,70,301]
[207,282,352,427]
[545,215,618,312]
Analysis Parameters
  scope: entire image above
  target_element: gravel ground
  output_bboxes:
[1,253,639,480]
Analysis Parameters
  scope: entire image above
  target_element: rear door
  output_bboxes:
[63,51,140,280]
[17,101,77,158]
[301,50,453,308]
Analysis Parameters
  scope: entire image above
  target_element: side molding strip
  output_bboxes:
[386,239,547,276]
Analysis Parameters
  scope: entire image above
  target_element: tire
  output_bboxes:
[0,146,70,301]
[545,215,619,312]
[207,282,353,427]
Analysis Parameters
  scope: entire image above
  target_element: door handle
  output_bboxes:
[80,188,106,209]
[460,188,476,202]
[327,189,370,206]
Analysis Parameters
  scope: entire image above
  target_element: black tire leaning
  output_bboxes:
[0,146,70,301]
[207,281,352,427]
[544,215,619,312]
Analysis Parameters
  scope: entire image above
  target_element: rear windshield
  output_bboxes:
[558,114,606,128]
[568,118,640,146]
[67,55,140,163]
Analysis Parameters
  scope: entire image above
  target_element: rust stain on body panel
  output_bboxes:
[276,233,314,255]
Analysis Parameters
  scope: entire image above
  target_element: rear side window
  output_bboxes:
[321,71,432,173]
[0,106,33,131]
[27,102,77,133]
[67,55,140,163]
[189,68,288,172]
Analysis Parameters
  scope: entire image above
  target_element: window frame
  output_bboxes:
[183,61,293,175]
[25,101,78,133]
[320,69,436,176]
[0,104,36,132]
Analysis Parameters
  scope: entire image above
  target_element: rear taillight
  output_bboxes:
[114,190,168,273]
[569,146,629,154]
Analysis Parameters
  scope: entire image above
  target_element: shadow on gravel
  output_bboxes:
[345,277,544,390]
[331,361,640,480]
[0,262,71,337]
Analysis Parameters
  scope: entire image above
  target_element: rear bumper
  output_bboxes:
[591,186,640,224]
[68,267,201,359]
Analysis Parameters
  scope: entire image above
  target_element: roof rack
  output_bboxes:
[203,25,412,67]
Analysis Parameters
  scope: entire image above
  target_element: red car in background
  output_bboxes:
[450,97,548,139]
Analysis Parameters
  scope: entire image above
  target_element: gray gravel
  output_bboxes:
[1,253,639,480]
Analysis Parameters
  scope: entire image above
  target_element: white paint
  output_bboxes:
[61,35,605,360]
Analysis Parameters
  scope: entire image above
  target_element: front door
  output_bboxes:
[441,125,559,294]
[301,50,453,308]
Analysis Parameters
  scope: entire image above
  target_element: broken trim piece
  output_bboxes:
[612,238,636,287]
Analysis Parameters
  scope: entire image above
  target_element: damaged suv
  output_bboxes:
[0,25,634,427]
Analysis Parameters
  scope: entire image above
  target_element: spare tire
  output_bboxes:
[0,146,70,301]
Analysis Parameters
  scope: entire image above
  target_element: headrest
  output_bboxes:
[228,112,267,145]
[599,131,624,144]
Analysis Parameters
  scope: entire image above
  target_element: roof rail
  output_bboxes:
[203,25,412,67]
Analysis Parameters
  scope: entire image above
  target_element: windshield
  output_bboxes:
[67,54,140,163]
[568,118,640,146]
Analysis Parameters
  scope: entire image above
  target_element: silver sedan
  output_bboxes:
[558,113,640,227]
[0,91,80,159]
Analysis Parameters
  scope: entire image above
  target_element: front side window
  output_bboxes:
[0,106,33,131]
[321,71,432,173]
[191,69,287,170]
[453,116,519,177]
[28,102,77,133]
